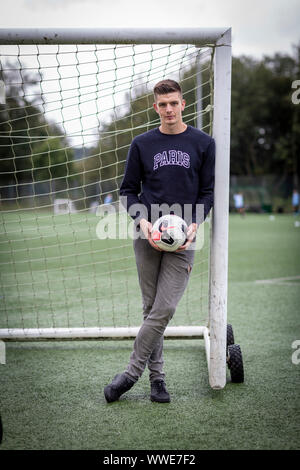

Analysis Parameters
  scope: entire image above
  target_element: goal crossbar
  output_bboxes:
[0,27,230,46]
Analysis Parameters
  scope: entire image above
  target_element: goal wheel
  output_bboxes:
[227,324,235,350]
[227,344,244,383]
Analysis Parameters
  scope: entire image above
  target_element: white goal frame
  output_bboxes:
[0,27,232,389]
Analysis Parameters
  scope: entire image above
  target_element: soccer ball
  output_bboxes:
[151,214,187,252]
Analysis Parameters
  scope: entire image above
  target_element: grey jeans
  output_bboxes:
[125,237,195,383]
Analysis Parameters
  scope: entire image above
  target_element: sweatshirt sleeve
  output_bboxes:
[119,141,148,221]
[193,138,215,224]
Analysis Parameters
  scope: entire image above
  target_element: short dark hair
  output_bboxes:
[153,79,182,99]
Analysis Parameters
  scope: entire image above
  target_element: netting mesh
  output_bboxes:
[0,43,214,333]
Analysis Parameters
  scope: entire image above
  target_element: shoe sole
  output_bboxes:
[150,396,170,403]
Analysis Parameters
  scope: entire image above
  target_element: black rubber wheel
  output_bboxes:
[227,344,244,383]
[227,324,235,350]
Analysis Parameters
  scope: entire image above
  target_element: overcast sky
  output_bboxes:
[1,0,300,58]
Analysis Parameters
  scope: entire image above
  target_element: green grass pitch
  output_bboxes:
[0,210,209,330]
[0,212,299,450]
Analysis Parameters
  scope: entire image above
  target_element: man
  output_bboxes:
[292,188,299,215]
[104,79,215,403]
[233,192,245,216]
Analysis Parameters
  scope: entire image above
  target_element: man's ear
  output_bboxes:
[181,99,186,111]
[153,102,158,113]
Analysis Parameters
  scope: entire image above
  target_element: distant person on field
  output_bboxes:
[104,193,113,205]
[233,192,245,216]
[292,189,299,215]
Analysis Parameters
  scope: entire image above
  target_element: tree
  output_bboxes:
[230,47,300,184]
[0,62,75,202]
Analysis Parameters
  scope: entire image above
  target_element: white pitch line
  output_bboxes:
[255,275,300,285]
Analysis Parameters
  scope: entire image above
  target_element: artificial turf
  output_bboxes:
[0,213,299,450]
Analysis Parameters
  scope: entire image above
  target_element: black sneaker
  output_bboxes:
[150,380,170,403]
[104,373,135,403]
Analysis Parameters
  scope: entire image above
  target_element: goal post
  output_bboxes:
[209,28,232,389]
[0,28,232,389]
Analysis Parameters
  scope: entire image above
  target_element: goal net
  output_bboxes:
[0,29,231,389]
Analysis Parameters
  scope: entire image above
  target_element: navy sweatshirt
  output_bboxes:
[119,125,215,225]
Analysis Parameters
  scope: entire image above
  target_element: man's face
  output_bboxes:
[153,91,186,129]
